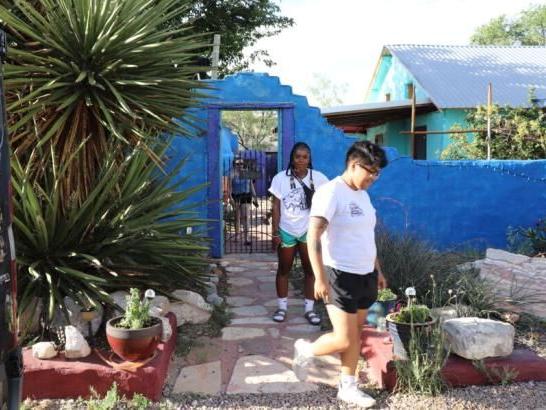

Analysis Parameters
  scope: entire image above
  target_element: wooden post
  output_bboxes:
[486,82,492,160]
[410,84,416,157]
[211,34,221,80]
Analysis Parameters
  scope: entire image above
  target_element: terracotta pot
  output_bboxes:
[106,316,162,361]
[386,312,437,360]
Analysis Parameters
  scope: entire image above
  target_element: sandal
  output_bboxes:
[272,308,287,323]
[304,311,321,326]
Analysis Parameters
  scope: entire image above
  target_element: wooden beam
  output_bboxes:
[400,129,485,135]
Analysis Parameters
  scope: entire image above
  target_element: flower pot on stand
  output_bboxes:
[106,316,162,361]
[386,312,436,360]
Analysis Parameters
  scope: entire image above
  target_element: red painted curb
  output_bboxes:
[360,325,546,391]
[23,313,177,401]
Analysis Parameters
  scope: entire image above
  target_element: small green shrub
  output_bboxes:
[394,324,448,396]
[516,218,546,256]
[118,288,152,330]
[393,304,431,324]
[88,382,151,409]
[377,288,397,301]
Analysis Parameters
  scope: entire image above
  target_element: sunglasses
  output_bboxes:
[358,163,381,177]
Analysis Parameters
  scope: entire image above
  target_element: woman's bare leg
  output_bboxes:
[276,245,297,298]
[296,242,315,300]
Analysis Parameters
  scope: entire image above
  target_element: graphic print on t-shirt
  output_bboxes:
[283,187,305,211]
[349,202,363,216]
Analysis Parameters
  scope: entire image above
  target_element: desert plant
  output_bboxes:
[393,304,431,324]
[377,288,397,302]
[13,141,209,326]
[2,0,209,200]
[118,289,153,330]
[394,324,448,396]
[376,228,479,306]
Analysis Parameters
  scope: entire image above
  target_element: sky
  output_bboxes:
[247,0,543,107]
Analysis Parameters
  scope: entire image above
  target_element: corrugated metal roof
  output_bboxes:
[385,45,546,109]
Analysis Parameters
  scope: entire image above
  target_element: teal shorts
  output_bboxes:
[279,228,307,248]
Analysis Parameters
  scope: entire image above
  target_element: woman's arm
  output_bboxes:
[307,216,330,302]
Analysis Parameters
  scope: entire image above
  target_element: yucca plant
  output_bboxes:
[1,0,210,200]
[12,140,209,326]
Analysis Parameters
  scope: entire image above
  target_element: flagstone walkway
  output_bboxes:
[170,253,341,396]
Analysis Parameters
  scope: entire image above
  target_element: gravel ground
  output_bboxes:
[22,381,546,409]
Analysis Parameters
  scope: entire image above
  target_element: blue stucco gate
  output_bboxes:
[170,73,356,258]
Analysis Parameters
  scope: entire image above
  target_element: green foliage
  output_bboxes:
[13,142,209,326]
[471,4,546,45]
[441,100,546,160]
[513,218,546,256]
[377,288,397,302]
[88,382,151,409]
[169,0,294,74]
[376,228,479,307]
[393,304,431,324]
[222,110,277,150]
[394,325,448,396]
[472,360,519,386]
[119,289,152,330]
[306,73,349,107]
[3,0,208,199]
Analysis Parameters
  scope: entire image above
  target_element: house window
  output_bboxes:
[375,134,384,146]
[385,93,391,102]
[406,83,414,99]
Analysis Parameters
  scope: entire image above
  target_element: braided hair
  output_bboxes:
[285,142,313,176]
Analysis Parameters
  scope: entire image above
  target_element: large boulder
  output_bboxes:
[442,317,514,360]
[170,290,213,326]
[64,326,91,359]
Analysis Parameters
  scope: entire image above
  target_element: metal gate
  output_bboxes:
[223,149,278,253]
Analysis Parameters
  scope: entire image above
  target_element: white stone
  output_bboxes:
[51,297,104,337]
[226,296,255,307]
[170,303,211,326]
[172,361,222,395]
[227,355,318,394]
[209,275,220,284]
[226,266,246,273]
[220,261,230,267]
[486,248,530,265]
[109,291,130,313]
[154,315,172,342]
[204,281,217,296]
[221,327,266,341]
[171,290,213,312]
[150,296,170,316]
[230,305,268,317]
[64,326,91,359]
[430,306,459,323]
[32,342,57,359]
[442,317,514,360]
[206,293,224,307]
[229,277,254,287]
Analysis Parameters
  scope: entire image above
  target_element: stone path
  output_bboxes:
[170,253,340,396]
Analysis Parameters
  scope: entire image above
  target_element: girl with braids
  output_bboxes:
[268,142,328,324]
[292,140,388,408]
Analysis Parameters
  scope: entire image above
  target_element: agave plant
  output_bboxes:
[12,140,209,325]
[1,0,209,200]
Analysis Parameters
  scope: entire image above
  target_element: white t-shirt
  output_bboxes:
[310,176,377,275]
[269,169,329,237]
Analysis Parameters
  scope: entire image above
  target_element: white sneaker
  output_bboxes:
[292,339,313,381]
[337,381,376,408]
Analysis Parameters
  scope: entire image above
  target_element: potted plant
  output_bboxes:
[367,288,398,327]
[386,287,436,359]
[106,289,162,361]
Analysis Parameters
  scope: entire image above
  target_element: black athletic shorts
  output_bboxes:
[326,267,378,313]
[232,193,252,204]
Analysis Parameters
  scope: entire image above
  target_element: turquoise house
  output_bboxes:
[323,45,546,159]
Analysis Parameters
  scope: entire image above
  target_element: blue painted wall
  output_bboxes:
[370,148,546,249]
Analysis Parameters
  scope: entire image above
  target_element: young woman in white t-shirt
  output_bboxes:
[292,141,388,408]
[268,142,328,325]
